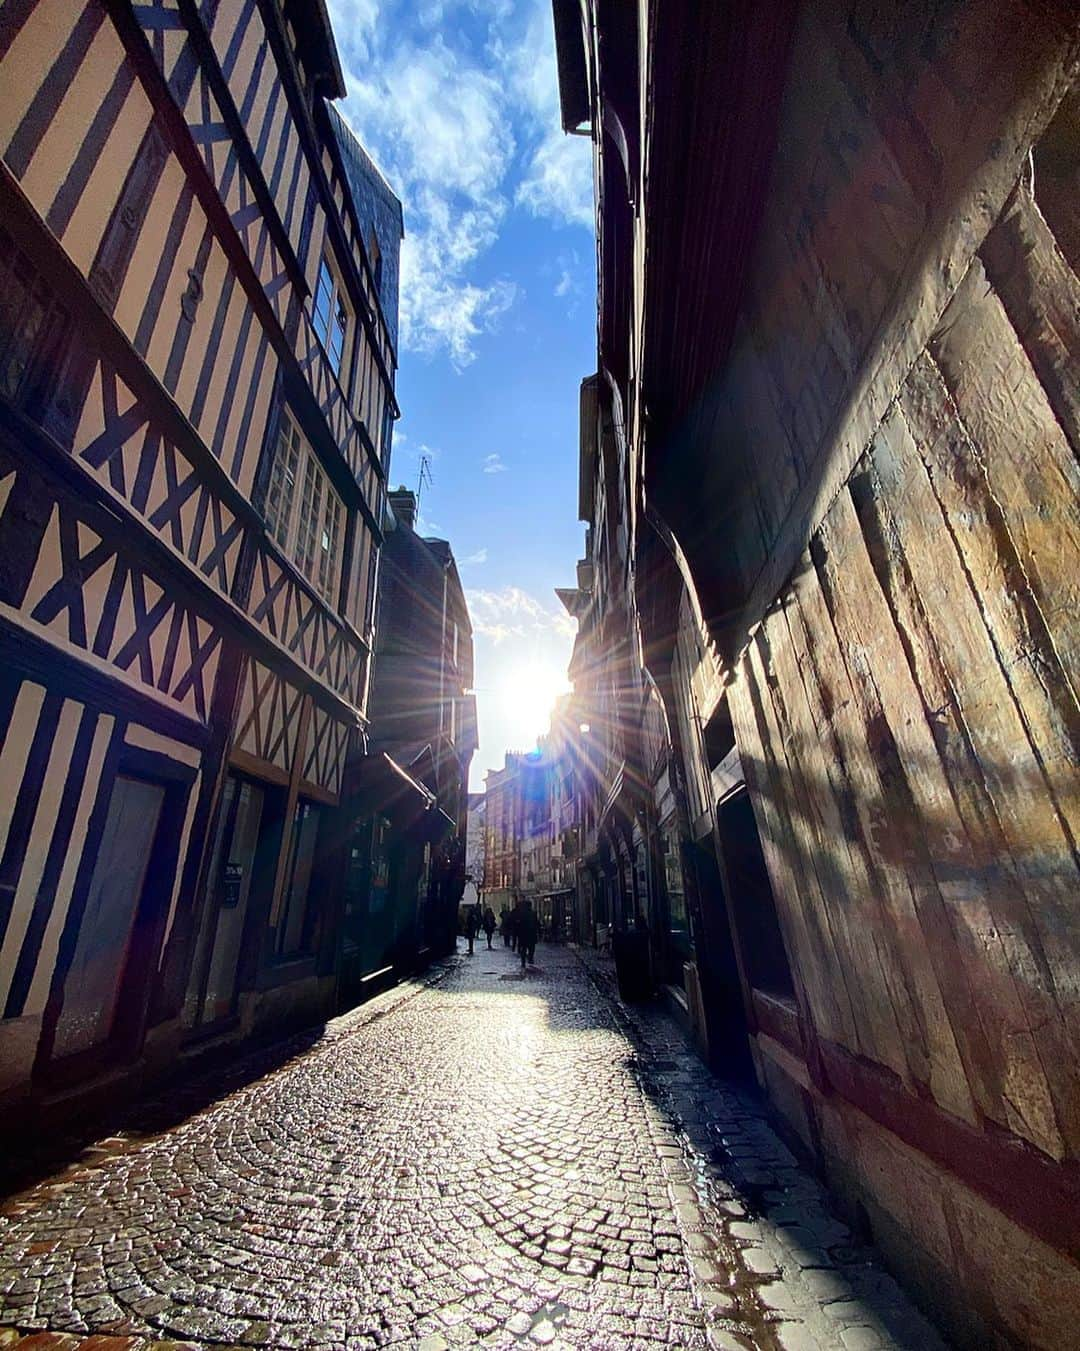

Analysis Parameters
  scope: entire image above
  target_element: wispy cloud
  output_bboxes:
[328,0,590,367]
[503,3,593,231]
[466,586,576,645]
[516,134,593,230]
[461,547,488,565]
[482,453,507,474]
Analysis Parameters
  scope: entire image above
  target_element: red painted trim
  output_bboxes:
[751,987,802,1058]
[817,1038,1080,1260]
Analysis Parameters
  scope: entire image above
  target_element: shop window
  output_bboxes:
[716,789,794,1000]
[313,255,351,379]
[264,412,344,607]
[276,798,324,958]
[661,822,689,937]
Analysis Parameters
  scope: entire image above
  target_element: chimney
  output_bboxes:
[388,486,417,530]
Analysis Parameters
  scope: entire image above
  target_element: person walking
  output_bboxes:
[507,900,520,952]
[482,905,497,950]
[518,898,538,969]
[499,906,511,947]
[464,902,481,956]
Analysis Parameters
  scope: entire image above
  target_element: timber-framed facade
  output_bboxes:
[555,0,1080,1344]
[0,0,402,1117]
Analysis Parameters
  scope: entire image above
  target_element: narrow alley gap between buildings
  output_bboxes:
[0,943,943,1351]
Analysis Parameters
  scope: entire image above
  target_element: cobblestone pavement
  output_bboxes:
[0,944,946,1350]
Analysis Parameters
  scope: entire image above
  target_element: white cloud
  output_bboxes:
[482,452,507,474]
[461,547,489,565]
[499,0,594,231]
[330,0,380,59]
[466,586,575,644]
[516,132,594,230]
[329,0,590,367]
[554,269,572,297]
[333,20,522,368]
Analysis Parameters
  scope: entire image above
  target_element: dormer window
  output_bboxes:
[313,255,350,379]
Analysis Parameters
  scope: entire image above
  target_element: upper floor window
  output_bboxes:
[265,413,345,608]
[313,255,350,379]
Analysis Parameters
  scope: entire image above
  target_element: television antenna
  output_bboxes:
[417,453,434,510]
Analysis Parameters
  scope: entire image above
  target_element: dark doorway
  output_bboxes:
[715,788,795,1001]
[689,832,754,1078]
[47,751,193,1079]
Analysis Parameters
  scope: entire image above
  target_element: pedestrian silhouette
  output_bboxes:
[499,905,512,947]
[482,905,497,949]
[518,898,538,969]
[464,902,481,955]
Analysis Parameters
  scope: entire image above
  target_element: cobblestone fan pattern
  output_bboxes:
[1,947,946,1350]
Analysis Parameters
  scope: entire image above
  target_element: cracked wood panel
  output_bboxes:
[726,643,850,1053]
[897,359,1080,1156]
[852,404,1073,1158]
[762,596,911,1074]
[746,623,870,1060]
[734,104,1080,1162]
[720,0,1078,646]
[814,491,1000,1126]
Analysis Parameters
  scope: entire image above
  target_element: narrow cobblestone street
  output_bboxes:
[1,946,944,1351]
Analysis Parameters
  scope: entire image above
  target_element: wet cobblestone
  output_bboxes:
[1,945,945,1349]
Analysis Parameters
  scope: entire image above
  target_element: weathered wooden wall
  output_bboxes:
[725,161,1080,1345]
[646,1,1080,1341]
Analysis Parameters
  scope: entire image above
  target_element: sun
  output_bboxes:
[495,660,571,749]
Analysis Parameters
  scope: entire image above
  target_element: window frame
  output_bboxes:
[312,253,353,389]
[263,411,347,610]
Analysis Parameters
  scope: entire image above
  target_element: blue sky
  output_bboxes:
[326,0,596,789]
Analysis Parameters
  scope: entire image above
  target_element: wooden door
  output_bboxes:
[184,775,265,1029]
[52,775,165,1058]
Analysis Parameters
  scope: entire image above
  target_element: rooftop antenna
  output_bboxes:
[417,453,433,511]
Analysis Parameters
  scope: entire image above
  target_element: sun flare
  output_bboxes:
[495,660,571,751]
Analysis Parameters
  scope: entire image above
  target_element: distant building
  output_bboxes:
[462,791,486,911]
[0,1,399,1117]
[339,487,477,1003]
[483,754,525,914]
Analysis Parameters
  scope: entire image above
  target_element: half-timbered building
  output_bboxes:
[338,487,477,1007]
[555,0,1080,1344]
[0,0,402,1117]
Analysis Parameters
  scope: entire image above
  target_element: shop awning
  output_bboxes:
[352,751,435,824]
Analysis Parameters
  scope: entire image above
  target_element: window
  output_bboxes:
[0,224,69,412]
[264,413,345,607]
[364,544,379,635]
[313,255,351,378]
